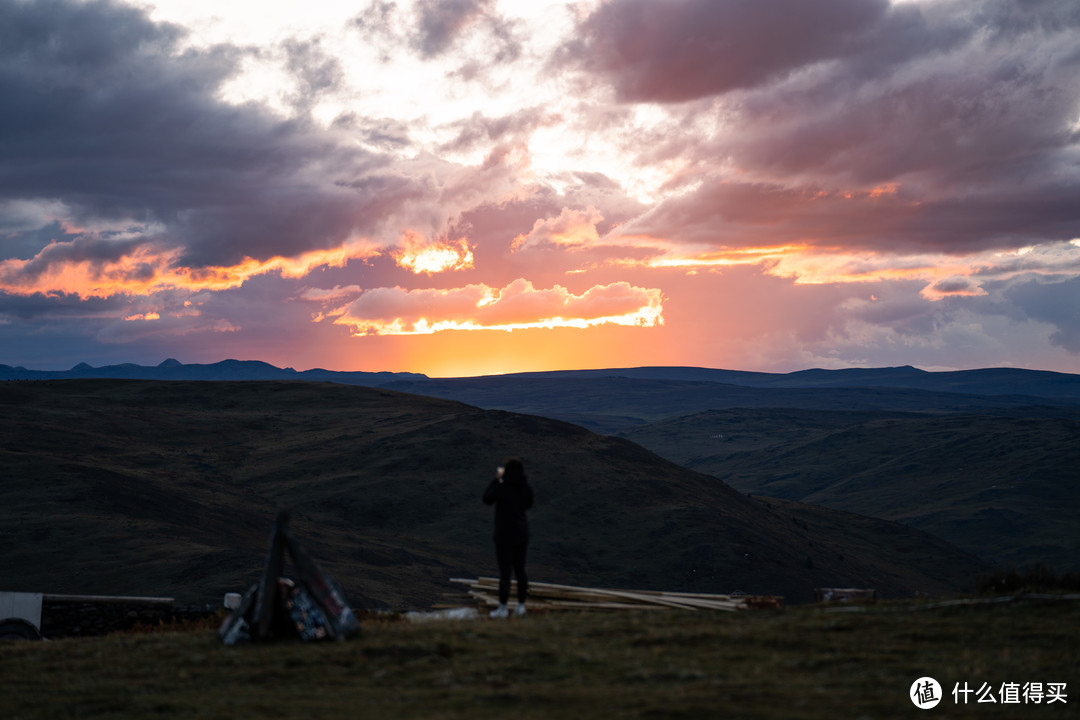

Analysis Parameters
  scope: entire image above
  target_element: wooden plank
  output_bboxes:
[656,591,739,601]
[452,577,780,612]
[467,590,500,606]
[468,591,665,613]
[463,576,745,602]
[543,600,670,611]
[516,581,703,610]
[41,594,175,606]
[486,578,736,607]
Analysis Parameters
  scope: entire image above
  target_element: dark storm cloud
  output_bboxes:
[0,0,430,271]
[8,233,147,283]
[0,220,78,260]
[613,179,1080,253]
[582,0,1080,256]
[726,11,1080,189]
[1006,277,1080,352]
[0,290,129,321]
[568,0,1080,103]
[564,0,889,103]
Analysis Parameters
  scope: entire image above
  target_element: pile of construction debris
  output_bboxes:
[219,510,360,644]
[451,577,782,612]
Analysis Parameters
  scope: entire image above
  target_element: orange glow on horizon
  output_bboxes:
[344,322,686,379]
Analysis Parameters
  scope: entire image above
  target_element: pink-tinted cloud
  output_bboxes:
[609,180,1080,255]
[920,276,988,301]
[0,234,381,298]
[326,278,663,335]
[569,0,1080,256]
[512,206,604,250]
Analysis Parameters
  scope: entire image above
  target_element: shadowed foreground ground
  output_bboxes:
[3,601,1077,719]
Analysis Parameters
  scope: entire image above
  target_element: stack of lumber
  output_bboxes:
[450,577,782,612]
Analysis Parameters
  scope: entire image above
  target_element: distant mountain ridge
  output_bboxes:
[0,358,427,385]
[4,359,1079,400]
[498,364,1080,400]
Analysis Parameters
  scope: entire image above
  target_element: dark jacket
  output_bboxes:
[483,476,533,544]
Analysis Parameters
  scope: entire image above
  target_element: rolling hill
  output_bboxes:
[374,366,1080,575]
[0,380,986,608]
[382,374,1080,435]
[618,408,1080,572]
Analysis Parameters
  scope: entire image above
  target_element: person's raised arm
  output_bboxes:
[482,472,502,504]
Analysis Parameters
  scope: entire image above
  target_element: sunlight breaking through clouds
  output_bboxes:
[393,234,475,274]
[3,0,1080,374]
[319,279,663,336]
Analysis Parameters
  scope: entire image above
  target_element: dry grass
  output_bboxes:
[3,600,1078,719]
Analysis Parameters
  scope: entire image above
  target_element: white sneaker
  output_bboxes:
[514,603,527,617]
[489,604,509,619]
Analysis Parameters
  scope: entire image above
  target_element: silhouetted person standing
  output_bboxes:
[483,458,533,618]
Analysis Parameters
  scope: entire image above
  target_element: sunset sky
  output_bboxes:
[3,0,1080,377]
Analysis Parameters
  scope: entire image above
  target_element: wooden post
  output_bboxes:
[252,509,288,640]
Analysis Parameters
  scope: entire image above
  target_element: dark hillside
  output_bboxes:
[384,376,1078,434]
[415,364,1080,399]
[619,409,1080,571]
[1,381,984,607]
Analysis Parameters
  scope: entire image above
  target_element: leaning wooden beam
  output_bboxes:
[253,509,288,640]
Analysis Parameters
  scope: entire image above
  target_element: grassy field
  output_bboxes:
[4,601,1078,719]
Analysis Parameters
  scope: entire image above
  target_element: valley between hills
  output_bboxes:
[0,376,1009,609]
